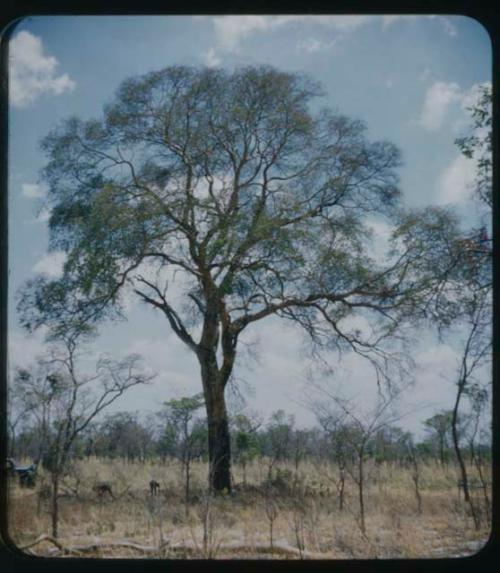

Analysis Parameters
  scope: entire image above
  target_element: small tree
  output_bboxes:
[12,331,153,538]
[160,393,206,509]
[156,417,178,464]
[96,412,153,462]
[463,384,491,524]
[450,289,490,510]
[402,434,422,514]
[231,413,261,484]
[265,410,294,482]
[316,415,350,511]
[6,376,39,460]
[423,411,453,466]
[313,385,407,535]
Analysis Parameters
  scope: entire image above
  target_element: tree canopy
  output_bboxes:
[20,65,462,365]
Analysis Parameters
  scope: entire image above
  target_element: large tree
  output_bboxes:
[18,65,461,492]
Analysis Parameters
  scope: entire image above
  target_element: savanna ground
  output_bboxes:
[8,457,490,560]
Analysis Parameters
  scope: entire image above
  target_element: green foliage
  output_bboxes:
[424,411,453,434]
[20,64,410,351]
[165,393,205,420]
[234,430,259,462]
[158,393,207,462]
[455,84,492,208]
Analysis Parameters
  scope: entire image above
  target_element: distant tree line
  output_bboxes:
[9,402,490,472]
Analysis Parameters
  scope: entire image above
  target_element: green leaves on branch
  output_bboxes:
[19,64,486,366]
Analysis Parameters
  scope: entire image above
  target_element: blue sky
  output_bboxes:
[7,15,492,437]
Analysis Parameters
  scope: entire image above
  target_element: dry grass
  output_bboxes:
[7,456,491,559]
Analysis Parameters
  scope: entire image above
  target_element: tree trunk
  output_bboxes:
[410,452,422,514]
[472,448,491,523]
[452,380,480,529]
[51,474,59,539]
[185,457,191,515]
[204,380,232,493]
[358,460,365,535]
[439,436,445,466]
[358,448,366,535]
[338,465,345,511]
[196,293,234,493]
[451,381,470,502]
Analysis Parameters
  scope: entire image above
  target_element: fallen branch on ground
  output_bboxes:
[22,535,330,559]
[19,534,64,551]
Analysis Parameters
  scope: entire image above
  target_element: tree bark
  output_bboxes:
[451,380,470,502]
[338,464,345,511]
[199,357,232,493]
[205,386,232,492]
[451,379,480,529]
[358,453,365,534]
[185,457,191,515]
[51,474,59,539]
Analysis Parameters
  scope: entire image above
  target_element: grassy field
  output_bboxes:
[7,456,491,559]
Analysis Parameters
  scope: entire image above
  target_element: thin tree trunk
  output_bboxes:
[358,451,365,535]
[452,379,480,529]
[471,445,491,523]
[338,464,345,511]
[51,474,59,539]
[412,472,422,514]
[185,458,191,515]
[412,465,422,514]
[452,380,471,502]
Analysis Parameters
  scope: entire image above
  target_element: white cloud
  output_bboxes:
[417,80,491,132]
[337,314,374,341]
[383,15,457,37]
[8,327,49,369]
[451,82,492,140]
[382,15,417,27]
[209,15,372,54]
[297,37,337,54]
[428,15,458,37]
[204,15,458,65]
[32,251,66,278]
[415,342,457,373]
[36,207,51,223]
[99,329,204,415]
[237,317,315,425]
[437,154,476,205]
[442,18,458,37]
[9,31,75,107]
[21,182,45,199]
[399,342,460,436]
[366,217,393,263]
[120,260,199,319]
[417,81,462,130]
[204,47,221,68]
[212,15,275,52]
[460,81,492,112]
